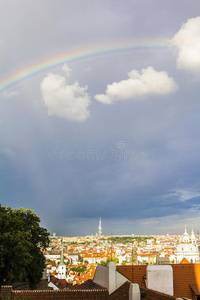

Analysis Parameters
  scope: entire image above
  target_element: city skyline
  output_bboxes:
[49,220,199,237]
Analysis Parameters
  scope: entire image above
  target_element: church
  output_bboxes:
[175,225,200,263]
[57,244,66,279]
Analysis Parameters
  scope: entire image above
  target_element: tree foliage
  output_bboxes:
[108,236,156,244]
[0,205,49,288]
[100,260,107,266]
[100,256,119,266]
[84,260,89,264]
[70,265,87,273]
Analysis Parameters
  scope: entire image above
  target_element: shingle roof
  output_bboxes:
[109,281,130,299]
[190,283,200,296]
[76,279,106,290]
[140,287,176,300]
[50,275,67,290]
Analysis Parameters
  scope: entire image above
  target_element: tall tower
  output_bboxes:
[98,217,102,236]
[57,243,66,279]
[191,225,197,245]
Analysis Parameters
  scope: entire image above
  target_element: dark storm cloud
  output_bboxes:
[0,0,200,235]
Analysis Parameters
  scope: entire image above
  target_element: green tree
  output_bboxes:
[100,260,107,266]
[141,260,148,265]
[70,265,87,273]
[84,260,89,264]
[0,296,11,300]
[0,205,49,289]
[107,256,119,265]
[100,257,119,266]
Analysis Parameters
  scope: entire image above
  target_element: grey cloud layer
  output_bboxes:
[1,0,200,235]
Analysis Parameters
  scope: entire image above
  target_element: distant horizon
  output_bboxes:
[48,233,188,238]
[45,219,200,238]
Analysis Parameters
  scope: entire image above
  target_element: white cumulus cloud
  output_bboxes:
[41,73,91,121]
[169,16,200,75]
[95,66,178,104]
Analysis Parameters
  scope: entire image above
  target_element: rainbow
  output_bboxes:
[0,40,172,93]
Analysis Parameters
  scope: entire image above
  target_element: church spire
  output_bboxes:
[182,224,189,243]
[191,225,194,235]
[191,225,197,245]
[57,241,66,279]
[60,243,65,264]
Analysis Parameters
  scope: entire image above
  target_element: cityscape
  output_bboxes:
[1,0,200,299]
[44,218,200,287]
[1,208,200,299]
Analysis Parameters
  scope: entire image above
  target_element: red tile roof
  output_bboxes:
[50,275,67,290]
[179,257,190,264]
[117,265,146,288]
[117,264,200,299]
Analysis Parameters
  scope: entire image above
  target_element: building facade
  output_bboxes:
[175,225,200,263]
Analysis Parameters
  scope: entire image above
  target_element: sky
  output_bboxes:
[1,0,200,236]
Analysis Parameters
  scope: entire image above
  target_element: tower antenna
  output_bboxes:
[98,217,102,236]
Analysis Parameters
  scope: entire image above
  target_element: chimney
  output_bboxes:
[129,283,140,300]
[107,262,116,294]
[94,261,130,295]
[146,265,173,296]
